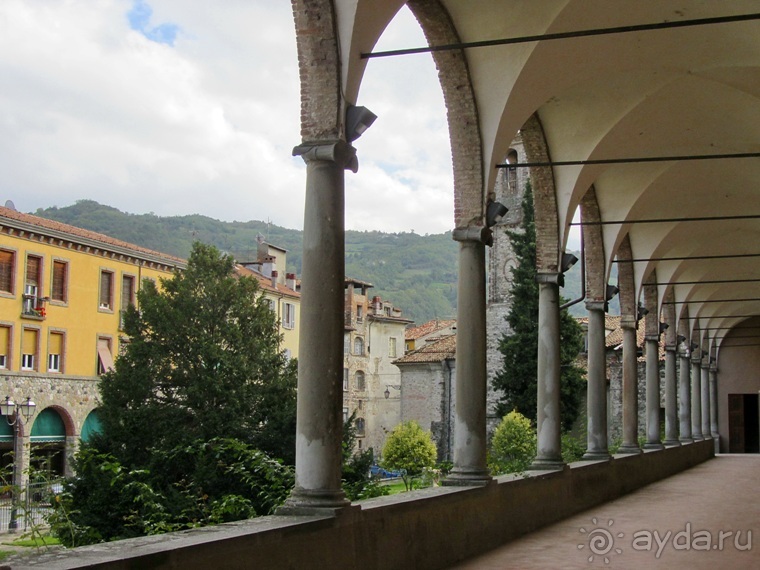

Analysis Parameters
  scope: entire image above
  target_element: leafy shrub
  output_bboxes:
[381,421,437,491]
[489,411,536,475]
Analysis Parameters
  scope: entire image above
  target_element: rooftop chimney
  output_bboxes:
[286,273,297,290]
[271,270,278,289]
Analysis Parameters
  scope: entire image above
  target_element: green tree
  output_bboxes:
[489,410,536,474]
[341,411,388,501]
[381,421,437,491]
[492,183,586,431]
[97,242,297,466]
[47,243,299,545]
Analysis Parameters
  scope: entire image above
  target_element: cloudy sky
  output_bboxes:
[0,0,455,235]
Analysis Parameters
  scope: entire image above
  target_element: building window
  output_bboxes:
[51,260,68,302]
[120,274,135,329]
[0,325,10,369]
[343,368,349,391]
[353,336,364,356]
[343,407,349,423]
[355,370,365,391]
[283,348,292,361]
[23,255,42,315]
[21,328,39,371]
[21,354,35,370]
[97,337,115,374]
[389,337,397,358]
[0,249,15,294]
[282,302,296,329]
[356,305,363,322]
[355,417,365,437]
[99,271,114,310]
[48,331,64,373]
[344,333,350,354]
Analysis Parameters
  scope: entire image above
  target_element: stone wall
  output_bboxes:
[399,360,456,462]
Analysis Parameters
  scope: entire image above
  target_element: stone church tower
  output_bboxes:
[486,134,530,434]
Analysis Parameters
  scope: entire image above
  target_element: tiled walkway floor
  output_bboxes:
[451,454,759,569]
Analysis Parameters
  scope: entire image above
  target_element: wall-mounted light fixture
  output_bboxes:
[659,322,669,334]
[346,105,377,142]
[486,200,508,227]
[637,304,649,322]
[677,335,686,344]
[561,253,578,273]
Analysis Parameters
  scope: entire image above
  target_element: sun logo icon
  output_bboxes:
[578,517,624,564]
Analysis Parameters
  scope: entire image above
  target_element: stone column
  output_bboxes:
[582,302,610,460]
[643,336,664,449]
[618,321,641,454]
[709,365,719,439]
[678,349,693,443]
[279,141,355,514]
[691,354,703,441]
[530,273,564,469]
[701,361,711,440]
[663,344,680,446]
[445,227,491,485]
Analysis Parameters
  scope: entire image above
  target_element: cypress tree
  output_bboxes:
[492,182,586,431]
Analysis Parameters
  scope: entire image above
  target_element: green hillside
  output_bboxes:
[32,200,591,324]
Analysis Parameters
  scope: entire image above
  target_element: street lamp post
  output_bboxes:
[1,396,37,533]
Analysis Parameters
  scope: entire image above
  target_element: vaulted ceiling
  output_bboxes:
[335,0,760,348]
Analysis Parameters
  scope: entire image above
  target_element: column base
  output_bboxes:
[529,457,565,471]
[581,451,611,461]
[679,437,693,444]
[662,439,681,447]
[692,434,705,441]
[442,467,492,487]
[616,444,642,455]
[276,487,351,517]
[643,442,665,450]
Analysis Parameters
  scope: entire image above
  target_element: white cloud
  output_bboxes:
[0,1,453,234]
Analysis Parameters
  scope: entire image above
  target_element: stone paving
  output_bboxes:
[452,454,759,569]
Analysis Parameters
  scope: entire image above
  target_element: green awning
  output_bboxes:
[80,410,103,443]
[30,409,66,442]
[0,418,12,442]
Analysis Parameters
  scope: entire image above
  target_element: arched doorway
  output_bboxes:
[81,409,103,444]
[30,408,67,478]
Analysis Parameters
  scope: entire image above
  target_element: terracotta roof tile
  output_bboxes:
[0,206,185,265]
[394,334,456,364]
[235,265,299,298]
[405,319,456,341]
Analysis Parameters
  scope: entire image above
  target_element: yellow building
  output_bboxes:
[0,205,183,481]
[0,206,301,489]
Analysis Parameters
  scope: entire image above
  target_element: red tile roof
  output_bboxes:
[0,206,185,265]
[394,334,456,364]
[406,319,456,341]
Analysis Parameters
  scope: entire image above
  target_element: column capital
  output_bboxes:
[293,140,359,172]
[664,343,678,352]
[620,318,637,330]
[536,272,562,286]
[585,300,606,312]
[452,225,492,245]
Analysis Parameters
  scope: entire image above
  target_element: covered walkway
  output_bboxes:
[454,454,758,569]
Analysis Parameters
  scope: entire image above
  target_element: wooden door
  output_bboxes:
[728,394,745,453]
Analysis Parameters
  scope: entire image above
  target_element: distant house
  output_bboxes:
[343,278,411,457]
[395,322,457,461]
[404,319,456,353]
